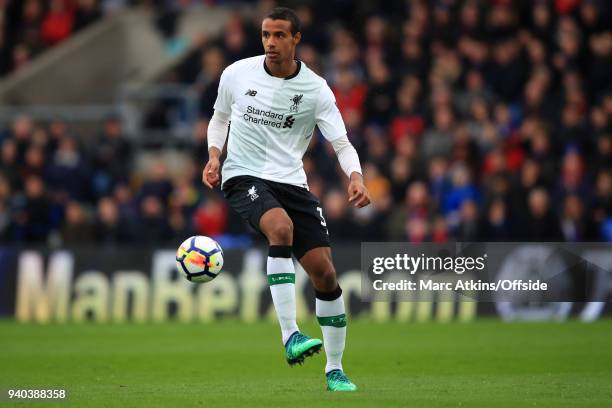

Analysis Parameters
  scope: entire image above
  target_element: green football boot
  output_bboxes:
[326,369,358,392]
[284,331,322,366]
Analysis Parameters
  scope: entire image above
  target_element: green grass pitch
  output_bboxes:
[1,320,611,407]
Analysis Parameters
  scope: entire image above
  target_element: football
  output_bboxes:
[175,236,224,283]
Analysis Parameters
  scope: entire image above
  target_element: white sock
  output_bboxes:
[316,290,346,373]
[267,246,298,344]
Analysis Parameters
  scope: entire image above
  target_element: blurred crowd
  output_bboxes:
[2,0,612,245]
[0,114,240,245]
[0,0,223,76]
[0,0,106,76]
[186,0,612,243]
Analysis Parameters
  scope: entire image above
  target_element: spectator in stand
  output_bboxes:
[297,44,322,75]
[21,175,51,242]
[487,37,529,103]
[17,0,45,55]
[332,67,367,125]
[328,28,363,83]
[94,196,131,243]
[364,57,394,126]
[11,48,33,74]
[62,200,94,244]
[592,132,612,175]
[420,105,455,163]
[478,198,515,241]
[170,174,199,217]
[41,0,73,46]
[427,156,449,212]
[0,173,12,240]
[91,115,132,198]
[168,204,192,241]
[523,188,564,241]
[442,163,480,228]
[168,176,197,239]
[590,170,612,238]
[11,115,33,162]
[47,118,68,156]
[561,194,591,242]
[363,15,392,61]
[193,194,227,238]
[21,144,46,180]
[527,123,557,185]
[362,127,391,175]
[222,13,252,62]
[139,160,173,203]
[454,199,479,241]
[46,136,90,201]
[322,189,353,241]
[295,4,327,52]
[389,155,413,204]
[73,0,101,32]
[0,139,20,190]
[113,183,138,220]
[389,77,424,144]
[588,31,612,100]
[389,181,431,242]
[137,195,171,243]
[554,149,589,206]
[196,46,226,117]
[463,96,493,153]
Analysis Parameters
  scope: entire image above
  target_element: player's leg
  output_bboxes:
[298,247,356,391]
[259,208,323,365]
[298,248,345,371]
[259,208,298,343]
[222,177,321,365]
[283,183,357,391]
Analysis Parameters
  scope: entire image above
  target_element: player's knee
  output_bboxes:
[314,262,337,292]
[268,221,293,245]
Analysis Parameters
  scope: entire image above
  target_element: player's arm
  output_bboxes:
[330,136,370,208]
[202,110,229,188]
[202,66,233,189]
[315,83,370,208]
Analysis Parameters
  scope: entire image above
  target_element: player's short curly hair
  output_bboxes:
[265,7,302,36]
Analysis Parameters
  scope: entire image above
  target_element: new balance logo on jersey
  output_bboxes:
[245,89,258,96]
[283,115,295,129]
[247,186,259,201]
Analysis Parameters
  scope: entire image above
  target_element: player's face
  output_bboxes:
[261,18,301,63]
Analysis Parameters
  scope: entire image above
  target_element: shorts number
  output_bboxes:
[316,207,327,227]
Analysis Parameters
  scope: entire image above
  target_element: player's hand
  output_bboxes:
[347,174,371,208]
[202,157,221,188]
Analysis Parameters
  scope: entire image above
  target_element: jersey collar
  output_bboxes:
[263,58,302,80]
